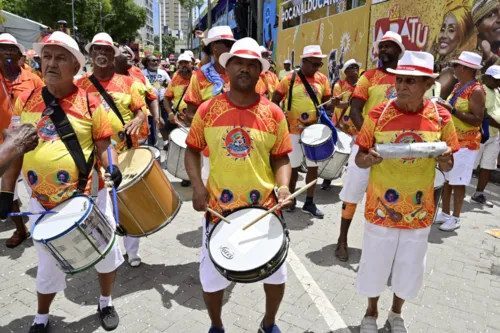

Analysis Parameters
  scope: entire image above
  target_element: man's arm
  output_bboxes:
[186,102,198,125]
[185,146,209,212]
[95,138,117,170]
[271,154,292,208]
[350,98,366,130]
[271,91,284,106]
[164,97,176,124]
[147,99,160,125]
[0,124,38,176]
[452,89,485,127]
[0,143,21,176]
[355,147,383,169]
[488,115,500,130]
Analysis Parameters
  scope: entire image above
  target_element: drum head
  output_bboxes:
[117,148,154,190]
[140,145,160,159]
[209,208,285,272]
[32,196,92,242]
[335,130,353,154]
[170,129,188,148]
[434,169,445,188]
[300,124,331,145]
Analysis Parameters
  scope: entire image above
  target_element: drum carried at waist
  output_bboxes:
[165,128,190,181]
[300,124,336,162]
[318,129,353,180]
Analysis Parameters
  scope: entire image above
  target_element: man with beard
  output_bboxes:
[435,51,486,231]
[473,0,500,69]
[76,33,147,267]
[185,37,293,333]
[0,33,44,248]
[334,32,404,261]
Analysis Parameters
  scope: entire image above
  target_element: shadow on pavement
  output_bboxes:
[176,226,203,248]
[4,314,67,333]
[428,224,458,244]
[305,244,361,272]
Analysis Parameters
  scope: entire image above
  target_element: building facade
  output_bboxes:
[134,0,154,45]
[159,0,190,54]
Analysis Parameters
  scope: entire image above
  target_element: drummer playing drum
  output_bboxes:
[185,37,293,333]
[0,32,124,333]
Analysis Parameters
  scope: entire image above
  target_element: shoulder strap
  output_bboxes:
[88,74,132,149]
[287,71,296,112]
[41,87,94,193]
[296,69,320,107]
[175,83,190,112]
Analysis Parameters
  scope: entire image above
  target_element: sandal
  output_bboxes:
[335,242,349,262]
[6,230,30,248]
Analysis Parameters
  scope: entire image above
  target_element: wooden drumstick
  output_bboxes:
[207,208,231,224]
[242,179,318,231]
[175,119,189,133]
[317,91,349,108]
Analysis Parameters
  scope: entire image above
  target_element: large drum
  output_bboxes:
[116,148,181,237]
[300,124,336,162]
[208,207,289,283]
[318,130,353,180]
[166,128,189,181]
[140,144,161,163]
[32,195,116,275]
[433,169,446,223]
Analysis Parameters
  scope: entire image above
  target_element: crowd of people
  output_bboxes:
[0,2,499,332]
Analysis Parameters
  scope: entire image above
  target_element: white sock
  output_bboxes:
[34,313,49,326]
[99,295,112,309]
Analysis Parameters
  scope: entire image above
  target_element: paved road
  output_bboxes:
[1,168,499,333]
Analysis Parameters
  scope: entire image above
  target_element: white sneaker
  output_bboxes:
[387,311,407,333]
[360,316,378,333]
[434,211,450,224]
[439,216,460,232]
[128,255,142,267]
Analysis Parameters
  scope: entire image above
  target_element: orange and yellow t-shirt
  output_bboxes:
[276,71,331,135]
[186,93,293,223]
[264,71,279,95]
[165,71,190,122]
[76,73,147,153]
[447,80,485,150]
[13,87,112,209]
[184,69,229,107]
[352,68,396,118]
[332,79,358,136]
[128,67,158,102]
[356,100,460,229]
[0,68,45,143]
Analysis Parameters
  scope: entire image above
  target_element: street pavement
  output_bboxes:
[1,165,500,333]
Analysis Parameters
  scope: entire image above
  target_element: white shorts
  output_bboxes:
[444,148,477,186]
[356,221,431,300]
[200,218,287,293]
[289,134,320,169]
[474,135,500,170]
[29,189,124,294]
[339,144,370,204]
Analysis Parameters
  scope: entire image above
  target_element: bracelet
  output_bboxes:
[277,185,289,193]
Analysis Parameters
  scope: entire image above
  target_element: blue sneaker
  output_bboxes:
[302,202,324,219]
[208,326,225,333]
[259,321,282,333]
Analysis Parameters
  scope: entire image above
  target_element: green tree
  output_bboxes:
[162,35,176,56]
[177,0,203,50]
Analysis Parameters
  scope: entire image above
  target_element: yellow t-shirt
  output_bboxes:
[352,68,397,118]
[484,85,500,137]
[332,79,358,136]
[165,72,191,122]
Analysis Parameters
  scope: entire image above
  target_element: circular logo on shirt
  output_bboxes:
[394,131,424,162]
[37,116,59,141]
[224,127,252,159]
[301,112,310,121]
[385,85,397,99]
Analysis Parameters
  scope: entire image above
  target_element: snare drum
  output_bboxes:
[116,148,182,236]
[208,207,289,283]
[433,169,445,223]
[31,195,116,274]
[300,124,336,162]
[140,144,161,163]
[318,130,353,180]
[166,128,190,181]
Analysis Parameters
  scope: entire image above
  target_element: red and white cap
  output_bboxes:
[451,51,483,70]
[374,31,406,60]
[300,45,326,59]
[485,65,500,79]
[387,51,438,78]
[33,31,86,69]
[260,45,271,54]
[85,32,120,56]
[0,33,25,54]
[202,26,235,46]
[219,37,270,74]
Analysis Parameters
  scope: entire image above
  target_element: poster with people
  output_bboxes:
[263,0,279,58]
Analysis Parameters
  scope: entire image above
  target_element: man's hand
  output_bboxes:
[2,123,39,154]
[156,117,165,129]
[104,165,122,189]
[277,186,292,209]
[168,113,177,124]
[365,148,383,167]
[192,185,209,212]
[480,40,499,68]
[0,192,14,219]
[436,146,453,164]
[331,96,341,106]
[124,111,145,135]
[436,99,453,113]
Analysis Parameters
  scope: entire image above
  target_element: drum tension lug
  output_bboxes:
[116,225,126,236]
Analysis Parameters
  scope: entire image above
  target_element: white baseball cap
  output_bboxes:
[284,59,291,65]
[0,33,25,54]
[300,45,326,59]
[85,32,120,56]
[387,51,439,78]
[177,53,192,64]
[219,37,270,73]
[485,65,500,79]
[33,31,86,69]
[342,59,362,74]
[203,26,235,46]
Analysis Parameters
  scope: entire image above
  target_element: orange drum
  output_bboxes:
[115,148,181,237]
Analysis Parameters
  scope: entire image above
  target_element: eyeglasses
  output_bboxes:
[304,59,323,68]
[346,65,359,70]
[0,46,21,55]
[150,59,159,63]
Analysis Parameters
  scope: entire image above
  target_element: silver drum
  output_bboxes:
[166,128,190,181]
[31,195,116,275]
[318,130,353,180]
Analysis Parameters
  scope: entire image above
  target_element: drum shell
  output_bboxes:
[166,129,189,181]
[318,130,353,180]
[116,148,182,237]
[300,125,335,162]
[433,169,446,223]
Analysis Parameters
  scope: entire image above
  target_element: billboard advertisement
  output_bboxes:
[263,0,279,57]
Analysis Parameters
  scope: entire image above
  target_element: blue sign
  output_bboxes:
[263,0,278,59]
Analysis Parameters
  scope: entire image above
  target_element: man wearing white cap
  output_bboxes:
[335,31,404,259]
[1,31,124,332]
[471,65,500,207]
[77,33,148,267]
[259,45,279,97]
[435,51,486,231]
[279,59,292,80]
[355,51,459,333]
[272,45,332,218]
[185,37,293,333]
[0,33,44,248]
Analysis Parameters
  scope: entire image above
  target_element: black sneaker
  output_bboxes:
[471,193,493,207]
[28,321,49,333]
[181,180,191,187]
[286,198,297,212]
[98,305,119,331]
[302,202,324,219]
[321,179,332,190]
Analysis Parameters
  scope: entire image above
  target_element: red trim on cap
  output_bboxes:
[233,49,260,58]
[93,40,113,46]
[0,39,15,44]
[46,40,65,45]
[396,65,434,75]
[214,34,234,39]
[457,58,481,67]
[303,51,324,57]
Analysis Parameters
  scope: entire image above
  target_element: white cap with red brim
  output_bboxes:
[85,32,120,57]
[219,37,270,74]
[0,33,25,54]
[387,51,439,78]
[203,26,236,46]
[451,51,483,70]
[300,45,326,58]
[373,31,406,60]
[33,31,86,69]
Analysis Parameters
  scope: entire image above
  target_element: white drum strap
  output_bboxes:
[91,169,98,198]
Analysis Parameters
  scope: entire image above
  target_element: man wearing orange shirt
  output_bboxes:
[355,51,459,333]
[260,45,279,97]
[0,33,44,248]
[335,32,404,261]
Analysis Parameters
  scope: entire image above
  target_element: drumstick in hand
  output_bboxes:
[207,208,231,224]
[317,91,349,108]
[242,179,318,231]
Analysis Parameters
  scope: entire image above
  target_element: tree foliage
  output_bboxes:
[162,35,176,56]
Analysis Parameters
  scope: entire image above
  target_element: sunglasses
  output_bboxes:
[0,46,21,55]
[150,59,159,63]
[304,59,323,68]
[346,65,359,70]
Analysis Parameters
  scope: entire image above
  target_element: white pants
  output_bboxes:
[339,144,370,204]
[124,236,140,257]
[289,134,320,168]
[30,189,124,294]
[474,135,500,170]
[356,221,431,300]
[202,156,209,185]
[200,218,287,293]
[444,148,478,186]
